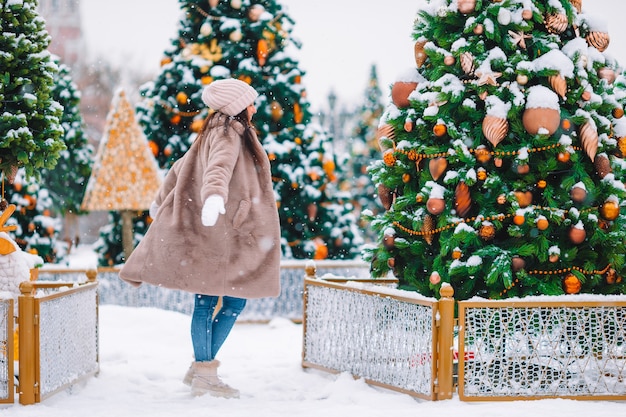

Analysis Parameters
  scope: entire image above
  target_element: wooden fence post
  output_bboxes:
[437,283,455,400]
[18,281,37,405]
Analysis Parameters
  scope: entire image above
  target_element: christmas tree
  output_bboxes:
[0,0,65,181]
[364,0,626,300]
[346,64,386,242]
[39,58,93,252]
[104,0,362,262]
[4,169,60,263]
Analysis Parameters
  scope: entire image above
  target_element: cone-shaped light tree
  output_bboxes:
[83,89,162,264]
[364,0,626,300]
[117,0,362,261]
[0,0,65,182]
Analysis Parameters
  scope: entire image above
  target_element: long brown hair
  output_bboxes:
[200,110,257,155]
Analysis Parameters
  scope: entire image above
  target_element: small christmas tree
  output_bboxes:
[364,0,626,300]
[82,89,162,264]
[39,57,93,252]
[124,0,362,260]
[0,0,65,181]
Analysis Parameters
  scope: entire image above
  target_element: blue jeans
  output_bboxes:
[191,294,246,362]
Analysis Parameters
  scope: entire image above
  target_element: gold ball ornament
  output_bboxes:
[599,200,620,221]
[229,30,243,42]
[391,81,418,108]
[516,74,529,85]
[457,0,476,14]
[473,24,484,35]
[383,234,395,249]
[598,67,616,84]
[570,185,587,202]
[563,273,582,294]
[537,180,547,189]
[452,249,462,260]
[511,256,526,272]
[477,168,487,181]
[402,173,411,183]
[522,9,533,20]
[613,107,624,119]
[176,92,188,105]
[429,271,441,285]
[444,55,456,66]
[568,225,586,244]
[522,107,561,136]
[426,197,445,215]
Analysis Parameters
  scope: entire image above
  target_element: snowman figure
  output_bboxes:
[0,204,43,304]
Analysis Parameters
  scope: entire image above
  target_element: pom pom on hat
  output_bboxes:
[202,79,259,116]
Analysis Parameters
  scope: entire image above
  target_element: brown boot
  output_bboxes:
[190,360,239,398]
[183,363,193,386]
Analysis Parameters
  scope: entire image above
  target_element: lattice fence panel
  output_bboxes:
[303,283,436,397]
[0,299,12,402]
[41,262,370,322]
[459,304,626,399]
[38,286,99,398]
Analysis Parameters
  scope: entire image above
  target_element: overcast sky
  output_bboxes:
[80,0,626,111]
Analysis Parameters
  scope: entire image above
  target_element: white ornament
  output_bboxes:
[229,30,243,42]
[200,22,212,37]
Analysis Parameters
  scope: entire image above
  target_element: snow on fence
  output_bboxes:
[0,299,14,404]
[39,260,371,322]
[302,263,455,400]
[457,298,626,401]
[16,274,99,405]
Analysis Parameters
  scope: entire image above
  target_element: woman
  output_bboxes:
[120,79,281,398]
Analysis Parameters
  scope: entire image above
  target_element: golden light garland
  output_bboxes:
[393,205,597,238]
[393,142,578,161]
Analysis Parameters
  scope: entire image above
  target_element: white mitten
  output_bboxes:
[201,195,225,226]
[149,201,159,218]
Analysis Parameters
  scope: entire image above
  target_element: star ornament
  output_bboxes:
[508,30,532,49]
[475,71,502,86]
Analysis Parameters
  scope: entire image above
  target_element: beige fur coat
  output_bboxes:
[120,115,281,298]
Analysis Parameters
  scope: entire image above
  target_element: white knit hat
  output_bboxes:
[201,79,258,116]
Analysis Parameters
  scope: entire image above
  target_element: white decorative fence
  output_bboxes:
[17,276,99,405]
[0,299,14,404]
[457,298,626,401]
[302,264,455,400]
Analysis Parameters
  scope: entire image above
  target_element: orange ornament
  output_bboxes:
[536,217,549,230]
[293,102,303,124]
[599,200,620,221]
[513,214,525,225]
[563,273,582,294]
[170,114,181,125]
[433,123,447,137]
[176,92,188,105]
[257,39,269,66]
[452,249,462,260]
[148,140,159,156]
[557,152,570,163]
